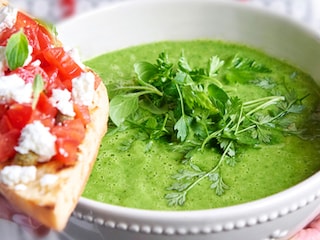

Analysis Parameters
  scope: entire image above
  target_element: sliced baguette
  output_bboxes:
[0,74,109,231]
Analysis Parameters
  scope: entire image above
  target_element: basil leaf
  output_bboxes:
[134,62,158,83]
[32,74,44,109]
[109,94,139,126]
[5,30,29,70]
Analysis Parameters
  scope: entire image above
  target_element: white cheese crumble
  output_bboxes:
[0,165,36,187]
[14,121,56,162]
[50,88,75,117]
[72,71,95,107]
[40,174,58,187]
[15,184,27,191]
[0,5,17,32]
[0,74,33,104]
[64,46,85,69]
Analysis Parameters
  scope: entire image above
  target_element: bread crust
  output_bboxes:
[0,77,109,230]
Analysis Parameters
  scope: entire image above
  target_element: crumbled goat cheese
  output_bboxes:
[0,74,33,104]
[31,60,41,67]
[72,71,95,107]
[65,46,85,69]
[0,165,36,187]
[40,174,58,187]
[0,5,17,32]
[50,88,75,117]
[15,184,27,191]
[15,121,56,162]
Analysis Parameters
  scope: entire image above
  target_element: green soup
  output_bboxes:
[83,40,320,210]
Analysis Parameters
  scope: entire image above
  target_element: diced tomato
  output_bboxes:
[36,92,57,117]
[10,65,49,84]
[6,103,33,130]
[37,24,55,49]
[0,104,7,116]
[0,11,37,46]
[0,115,12,134]
[23,24,54,59]
[41,65,65,95]
[51,119,86,164]
[74,104,91,125]
[51,119,85,145]
[0,129,20,162]
[54,138,78,165]
[42,47,84,89]
[15,12,37,29]
[0,11,54,58]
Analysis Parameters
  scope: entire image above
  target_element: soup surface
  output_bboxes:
[83,40,320,210]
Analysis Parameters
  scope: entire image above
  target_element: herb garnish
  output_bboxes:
[32,74,44,109]
[109,52,306,206]
[5,30,29,70]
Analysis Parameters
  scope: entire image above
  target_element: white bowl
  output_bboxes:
[57,0,320,239]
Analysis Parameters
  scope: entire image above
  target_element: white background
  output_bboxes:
[8,0,320,35]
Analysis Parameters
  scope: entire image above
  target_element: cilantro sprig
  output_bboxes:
[109,52,307,206]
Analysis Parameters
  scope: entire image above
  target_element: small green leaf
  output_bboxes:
[207,56,224,77]
[134,62,158,83]
[165,192,186,206]
[109,94,139,126]
[174,116,191,142]
[178,54,192,72]
[32,74,44,109]
[5,30,29,70]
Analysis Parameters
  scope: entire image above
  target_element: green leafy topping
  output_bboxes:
[5,30,29,70]
[109,51,307,207]
[32,74,44,109]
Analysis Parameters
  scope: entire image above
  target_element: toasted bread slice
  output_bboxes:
[0,2,109,231]
[0,75,109,230]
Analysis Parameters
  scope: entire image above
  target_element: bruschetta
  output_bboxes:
[0,2,109,230]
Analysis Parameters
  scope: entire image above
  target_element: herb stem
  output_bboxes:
[183,141,232,196]
[244,96,285,117]
[115,85,163,96]
[175,83,185,116]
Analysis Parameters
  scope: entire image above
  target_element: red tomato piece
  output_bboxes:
[42,47,84,89]
[54,138,78,165]
[51,119,85,145]
[36,92,57,118]
[6,103,33,130]
[10,65,49,84]
[23,24,54,59]
[0,104,7,117]
[74,104,91,125]
[0,11,37,46]
[0,129,20,162]
[0,115,12,134]
[41,65,65,96]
